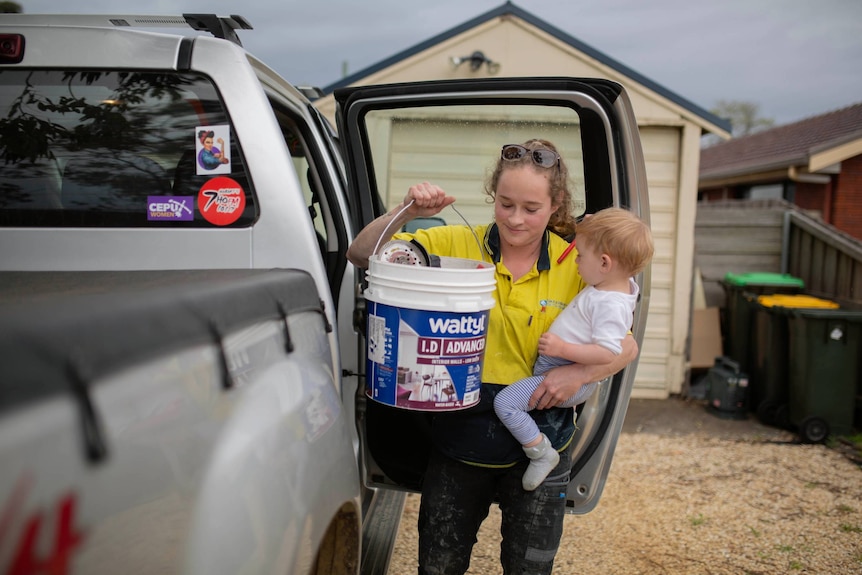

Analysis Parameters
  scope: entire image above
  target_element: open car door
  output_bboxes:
[335,77,650,514]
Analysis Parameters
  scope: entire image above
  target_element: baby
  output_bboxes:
[494,207,654,490]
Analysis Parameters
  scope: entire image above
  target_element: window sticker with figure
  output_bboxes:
[195,125,231,175]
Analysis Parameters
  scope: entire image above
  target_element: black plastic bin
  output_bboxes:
[705,356,750,420]
[721,272,804,376]
[786,307,862,443]
[750,294,839,429]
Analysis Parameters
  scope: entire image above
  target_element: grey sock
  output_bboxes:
[522,434,560,491]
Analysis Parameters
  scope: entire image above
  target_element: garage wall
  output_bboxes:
[636,127,681,397]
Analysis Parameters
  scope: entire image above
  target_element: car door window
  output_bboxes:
[362,104,587,228]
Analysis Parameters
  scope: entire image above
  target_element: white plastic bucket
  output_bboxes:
[365,254,496,411]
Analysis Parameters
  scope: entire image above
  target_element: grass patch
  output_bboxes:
[829,432,862,466]
[840,523,862,533]
[689,513,707,527]
[843,432,862,447]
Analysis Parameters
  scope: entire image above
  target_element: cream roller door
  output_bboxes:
[379,118,586,228]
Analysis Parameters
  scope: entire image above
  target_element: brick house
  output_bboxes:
[699,103,862,241]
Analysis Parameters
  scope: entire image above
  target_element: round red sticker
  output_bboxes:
[197,177,246,226]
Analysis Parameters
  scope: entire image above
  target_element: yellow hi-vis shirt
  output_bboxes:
[394,223,586,385]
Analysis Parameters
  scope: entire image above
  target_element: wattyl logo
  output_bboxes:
[428,315,486,336]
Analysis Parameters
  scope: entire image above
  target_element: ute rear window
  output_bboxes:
[0,70,256,227]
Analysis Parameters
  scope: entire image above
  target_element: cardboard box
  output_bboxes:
[691,307,723,369]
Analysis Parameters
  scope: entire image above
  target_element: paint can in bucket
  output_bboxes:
[364,253,496,411]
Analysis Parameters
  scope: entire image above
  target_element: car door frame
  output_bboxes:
[335,77,651,513]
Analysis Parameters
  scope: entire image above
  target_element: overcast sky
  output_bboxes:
[22,0,862,126]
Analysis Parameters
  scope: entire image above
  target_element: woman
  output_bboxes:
[347,139,637,574]
[197,129,229,170]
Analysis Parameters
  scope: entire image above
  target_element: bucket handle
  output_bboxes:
[372,199,489,262]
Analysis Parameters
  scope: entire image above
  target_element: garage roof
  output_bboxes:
[320,2,731,134]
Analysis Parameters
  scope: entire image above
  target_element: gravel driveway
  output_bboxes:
[387,398,862,574]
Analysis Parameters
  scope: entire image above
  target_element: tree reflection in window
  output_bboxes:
[0,70,255,227]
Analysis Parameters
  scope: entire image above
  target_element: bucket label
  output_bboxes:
[366,301,487,411]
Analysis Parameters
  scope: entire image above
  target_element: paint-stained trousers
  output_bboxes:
[417,447,571,575]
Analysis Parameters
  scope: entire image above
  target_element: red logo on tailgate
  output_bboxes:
[2,476,85,575]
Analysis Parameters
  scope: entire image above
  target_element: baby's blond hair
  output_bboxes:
[575,207,654,276]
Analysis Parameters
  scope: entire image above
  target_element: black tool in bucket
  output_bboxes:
[364,201,496,411]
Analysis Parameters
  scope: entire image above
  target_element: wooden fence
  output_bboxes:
[785,211,862,307]
[694,200,862,308]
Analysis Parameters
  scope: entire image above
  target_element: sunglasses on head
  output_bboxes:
[501,144,560,168]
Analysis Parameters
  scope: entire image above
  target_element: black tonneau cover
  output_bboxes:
[0,269,322,414]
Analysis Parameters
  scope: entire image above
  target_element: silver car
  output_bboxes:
[0,13,650,574]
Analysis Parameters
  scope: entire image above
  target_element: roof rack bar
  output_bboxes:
[183,14,253,46]
[0,13,253,46]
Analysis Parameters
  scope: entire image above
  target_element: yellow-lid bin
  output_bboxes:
[757,294,840,309]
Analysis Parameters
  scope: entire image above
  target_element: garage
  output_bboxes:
[316,3,729,397]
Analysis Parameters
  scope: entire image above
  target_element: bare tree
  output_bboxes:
[702,99,775,147]
[711,99,775,137]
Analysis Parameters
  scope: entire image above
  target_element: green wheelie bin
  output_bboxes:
[750,294,839,429]
[721,272,804,376]
[785,306,862,443]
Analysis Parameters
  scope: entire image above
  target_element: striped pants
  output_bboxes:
[493,355,598,445]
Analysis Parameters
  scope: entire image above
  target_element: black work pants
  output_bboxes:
[417,448,571,575]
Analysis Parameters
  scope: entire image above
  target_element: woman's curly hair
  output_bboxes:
[483,138,578,237]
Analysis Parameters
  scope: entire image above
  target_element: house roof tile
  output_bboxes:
[700,102,862,179]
